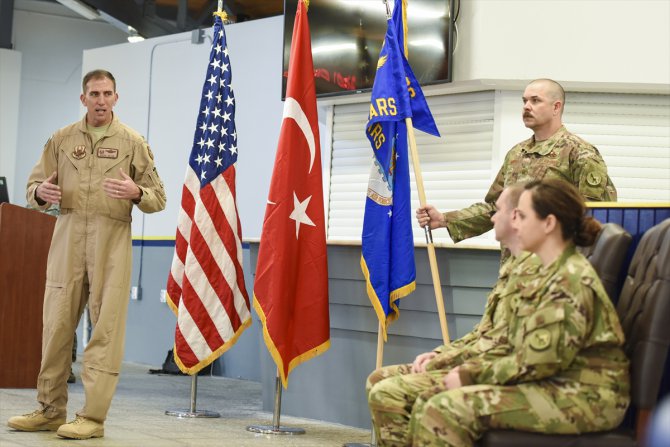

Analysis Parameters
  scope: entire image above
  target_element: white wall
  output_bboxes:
[0,49,21,200]
[456,0,670,85]
[10,8,127,203]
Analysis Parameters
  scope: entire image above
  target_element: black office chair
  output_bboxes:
[578,222,632,303]
[480,218,670,447]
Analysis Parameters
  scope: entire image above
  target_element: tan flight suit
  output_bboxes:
[26,115,166,423]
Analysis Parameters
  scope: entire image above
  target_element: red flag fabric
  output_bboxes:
[253,0,330,388]
[166,14,251,374]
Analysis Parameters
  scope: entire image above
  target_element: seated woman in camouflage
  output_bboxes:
[376,179,629,446]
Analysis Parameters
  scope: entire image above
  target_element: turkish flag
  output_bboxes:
[253,0,330,388]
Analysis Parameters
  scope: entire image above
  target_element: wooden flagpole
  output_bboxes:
[376,322,384,369]
[387,0,450,345]
[406,117,450,346]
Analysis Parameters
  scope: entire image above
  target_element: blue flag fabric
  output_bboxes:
[392,0,440,137]
[361,0,438,339]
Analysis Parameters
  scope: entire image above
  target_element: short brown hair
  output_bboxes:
[504,182,526,209]
[529,78,565,104]
[82,69,116,93]
[524,179,601,246]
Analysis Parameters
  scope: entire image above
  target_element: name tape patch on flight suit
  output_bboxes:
[98,148,119,159]
[72,145,86,159]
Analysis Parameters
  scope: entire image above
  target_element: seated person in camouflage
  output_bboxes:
[366,184,541,436]
[403,179,629,446]
[416,78,616,245]
[425,186,540,370]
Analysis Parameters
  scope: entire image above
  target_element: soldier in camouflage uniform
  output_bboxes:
[416,79,616,244]
[405,180,629,446]
[367,184,542,444]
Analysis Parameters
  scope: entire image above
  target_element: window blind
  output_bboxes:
[563,92,670,202]
[327,91,496,246]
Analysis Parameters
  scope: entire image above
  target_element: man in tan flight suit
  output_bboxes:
[416,78,617,244]
[8,69,166,439]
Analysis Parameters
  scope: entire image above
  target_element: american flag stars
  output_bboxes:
[190,33,237,188]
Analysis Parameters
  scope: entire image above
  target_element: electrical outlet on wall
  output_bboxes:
[130,286,141,300]
[160,289,167,303]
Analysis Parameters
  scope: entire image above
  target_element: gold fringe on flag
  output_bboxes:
[213,11,228,21]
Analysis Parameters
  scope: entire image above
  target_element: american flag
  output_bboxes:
[166,14,251,374]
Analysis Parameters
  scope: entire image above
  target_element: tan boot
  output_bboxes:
[7,409,65,432]
[56,416,104,440]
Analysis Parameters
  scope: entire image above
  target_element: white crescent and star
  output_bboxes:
[267,96,319,240]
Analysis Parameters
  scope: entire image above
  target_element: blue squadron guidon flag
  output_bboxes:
[361,0,439,340]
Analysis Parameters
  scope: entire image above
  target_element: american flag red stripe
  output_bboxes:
[166,15,251,374]
[165,187,194,309]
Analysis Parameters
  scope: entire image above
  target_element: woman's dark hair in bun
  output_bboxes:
[524,179,601,246]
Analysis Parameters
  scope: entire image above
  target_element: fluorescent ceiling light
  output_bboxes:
[312,42,357,55]
[409,38,444,51]
[336,1,385,14]
[56,0,100,21]
[97,11,145,42]
[127,27,145,43]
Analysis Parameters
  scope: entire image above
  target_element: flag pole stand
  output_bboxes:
[165,374,220,418]
[246,371,305,435]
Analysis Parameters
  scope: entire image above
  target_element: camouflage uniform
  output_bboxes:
[366,252,542,445]
[428,252,541,365]
[446,126,617,243]
[407,246,629,446]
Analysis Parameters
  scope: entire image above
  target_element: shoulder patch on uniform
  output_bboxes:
[586,171,602,186]
[580,275,595,287]
[529,328,552,351]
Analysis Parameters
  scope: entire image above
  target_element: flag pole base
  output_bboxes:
[246,425,305,435]
[165,374,220,418]
[165,409,220,418]
[246,373,305,435]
